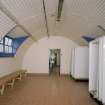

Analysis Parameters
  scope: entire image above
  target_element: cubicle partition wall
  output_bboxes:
[71,47,89,80]
[89,36,105,104]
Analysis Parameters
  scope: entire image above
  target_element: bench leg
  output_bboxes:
[8,79,15,88]
[0,85,5,95]
[11,79,15,88]
[16,74,22,80]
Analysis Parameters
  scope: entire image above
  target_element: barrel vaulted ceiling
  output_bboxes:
[0,0,105,45]
[0,9,16,39]
[7,26,28,38]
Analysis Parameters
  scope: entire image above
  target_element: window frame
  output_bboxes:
[0,36,16,57]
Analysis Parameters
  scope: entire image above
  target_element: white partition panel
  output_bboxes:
[98,37,103,101]
[89,40,99,99]
[71,48,75,76]
[102,37,105,103]
[89,36,105,104]
[71,46,89,79]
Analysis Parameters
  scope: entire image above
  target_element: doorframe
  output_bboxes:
[49,49,61,76]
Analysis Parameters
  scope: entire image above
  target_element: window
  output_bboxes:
[0,36,28,57]
[4,37,13,53]
[0,38,3,52]
[0,36,14,57]
[0,44,3,52]
[0,38,3,44]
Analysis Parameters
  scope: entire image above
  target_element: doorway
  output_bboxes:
[49,49,61,76]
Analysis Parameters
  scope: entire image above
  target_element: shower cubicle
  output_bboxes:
[89,36,105,104]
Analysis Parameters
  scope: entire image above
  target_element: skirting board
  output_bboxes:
[28,73,69,77]
[27,73,49,77]
[60,74,70,77]
[70,74,88,82]
[89,93,103,105]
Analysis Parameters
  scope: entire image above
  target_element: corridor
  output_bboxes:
[0,75,97,105]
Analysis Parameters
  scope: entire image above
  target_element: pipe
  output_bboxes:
[42,0,50,37]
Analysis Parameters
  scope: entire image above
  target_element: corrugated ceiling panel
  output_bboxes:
[1,0,42,20]
[0,10,16,40]
[1,0,105,44]
[1,0,47,40]
[53,0,105,44]
[8,26,27,38]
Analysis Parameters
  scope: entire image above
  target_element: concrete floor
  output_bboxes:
[0,70,97,105]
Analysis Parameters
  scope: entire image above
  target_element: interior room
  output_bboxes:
[0,0,105,105]
[49,49,60,76]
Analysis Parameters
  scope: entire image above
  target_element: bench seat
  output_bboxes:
[0,70,27,95]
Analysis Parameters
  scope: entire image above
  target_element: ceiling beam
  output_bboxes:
[0,1,36,41]
[0,25,18,40]
[98,25,105,33]
[6,25,18,35]
[42,0,50,37]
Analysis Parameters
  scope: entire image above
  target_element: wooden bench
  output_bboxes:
[0,70,27,95]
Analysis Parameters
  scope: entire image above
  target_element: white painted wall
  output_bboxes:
[0,58,20,77]
[0,38,33,77]
[22,36,78,74]
[71,47,89,79]
[16,38,34,68]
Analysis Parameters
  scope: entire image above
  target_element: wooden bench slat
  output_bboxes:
[0,70,27,95]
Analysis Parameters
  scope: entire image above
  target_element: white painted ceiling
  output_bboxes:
[0,0,105,45]
[0,9,16,40]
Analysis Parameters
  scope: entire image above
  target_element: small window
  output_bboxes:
[0,44,3,52]
[0,39,3,44]
[8,39,12,46]
[0,36,14,57]
[5,46,9,53]
[8,46,12,53]
[5,37,9,45]
[0,36,28,57]
[4,37,13,53]
[5,37,12,46]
